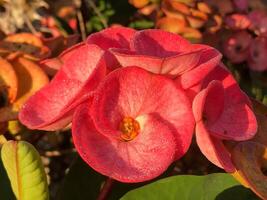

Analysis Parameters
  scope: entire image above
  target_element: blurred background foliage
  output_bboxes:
[0,0,267,199]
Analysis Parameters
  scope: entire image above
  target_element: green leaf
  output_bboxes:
[57,155,143,200]
[56,155,105,200]
[121,173,258,200]
[0,140,49,200]
[129,20,154,29]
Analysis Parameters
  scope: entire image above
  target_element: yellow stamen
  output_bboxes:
[119,117,140,141]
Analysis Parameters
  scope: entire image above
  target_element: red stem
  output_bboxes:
[97,177,114,200]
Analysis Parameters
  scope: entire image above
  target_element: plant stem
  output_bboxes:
[24,15,38,34]
[87,0,108,28]
[97,177,114,200]
[77,9,87,41]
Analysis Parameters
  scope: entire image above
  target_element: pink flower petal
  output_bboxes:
[161,50,202,76]
[209,103,257,141]
[40,58,63,76]
[193,81,224,125]
[193,80,257,141]
[195,121,235,172]
[109,48,163,74]
[110,48,203,77]
[72,103,176,182]
[87,27,136,70]
[19,44,106,130]
[40,42,86,76]
[177,47,222,89]
[59,42,86,62]
[91,67,194,159]
[131,29,190,57]
[203,65,250,106]
[87,27,136,50]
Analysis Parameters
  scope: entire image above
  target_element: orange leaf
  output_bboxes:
[187,15,206,29]
[181,27,202,42]
[232,141,267,199]
[0,33,50,60]
[0,58,18,103]
[161,0,189,19]
[231,100,267,199]
[5,33,44,47]
[138,4,158,16]
[42,34,79,57]
[197,2,212,14]
[156,17,186,34]
[190,8,208,20]
[0,57,49,122]
[129,0,150,8]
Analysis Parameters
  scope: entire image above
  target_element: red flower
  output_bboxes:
[248,36,267,71]
[18,27,257,182]
[72,67,194,182]
[192,66,257,171]
[223,31,252,63]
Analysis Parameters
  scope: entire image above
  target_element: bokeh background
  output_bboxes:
[0,0,266,199]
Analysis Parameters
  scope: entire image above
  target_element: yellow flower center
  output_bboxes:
[119,117,140,141]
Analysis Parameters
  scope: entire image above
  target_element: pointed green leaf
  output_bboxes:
[121,173,258,200]
[0,140,49,200]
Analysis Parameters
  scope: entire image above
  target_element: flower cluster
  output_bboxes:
[223,9,267,71]
[19,27,257,182]
[129,0,267,72]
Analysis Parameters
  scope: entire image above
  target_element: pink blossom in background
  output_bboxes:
[248,11,267,36]
[40,42,84,76]
[223,31,252,63]
[225,14,251,30]
[248,36,267,71]
[233,0,248,12]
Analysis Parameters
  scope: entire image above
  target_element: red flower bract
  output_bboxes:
[192,66,257,171]
[72,67,194,182]
[19,44,106,130]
